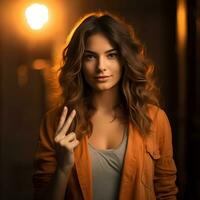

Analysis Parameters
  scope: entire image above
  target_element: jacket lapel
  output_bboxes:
[74,135,92,200]
[118,122,144,200]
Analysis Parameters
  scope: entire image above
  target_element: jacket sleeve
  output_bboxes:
[154,109,178,199]
[32,109,58,199]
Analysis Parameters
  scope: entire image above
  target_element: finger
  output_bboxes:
[69,140,80,151]
[59,135,78,147]
[73,140,80,147]
[56,106,68,134]
[55,132,76,143]
[59,110,76,138]
[65,132,77,142]
[63,139,80,153]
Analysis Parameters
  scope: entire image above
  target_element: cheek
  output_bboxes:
[115,65,123,79]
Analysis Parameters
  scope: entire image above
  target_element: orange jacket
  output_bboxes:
[33,106,178,200]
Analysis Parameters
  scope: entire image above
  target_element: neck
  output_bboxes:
[91,85,121,113]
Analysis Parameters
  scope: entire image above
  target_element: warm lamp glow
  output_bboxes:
[25,3,49,30]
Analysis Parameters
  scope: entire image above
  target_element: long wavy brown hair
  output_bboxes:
[57,11,160,138]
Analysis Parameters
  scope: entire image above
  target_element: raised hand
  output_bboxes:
[54,106,79,174]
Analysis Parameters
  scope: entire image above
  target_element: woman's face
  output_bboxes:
[82,33,122,92]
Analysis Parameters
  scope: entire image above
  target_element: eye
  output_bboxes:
[107,52,118,59]
[83,54,96,61]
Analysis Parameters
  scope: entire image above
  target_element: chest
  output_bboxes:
[88,115,126,150]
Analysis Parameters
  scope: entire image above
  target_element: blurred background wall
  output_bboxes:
[0,0,199,199]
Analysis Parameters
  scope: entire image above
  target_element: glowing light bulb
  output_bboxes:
[25,3,49,30]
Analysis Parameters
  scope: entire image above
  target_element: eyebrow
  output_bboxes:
[84,48,117,54]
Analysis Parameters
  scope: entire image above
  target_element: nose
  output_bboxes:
[96,56,106,72]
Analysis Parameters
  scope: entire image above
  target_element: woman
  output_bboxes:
[33,11,178,200]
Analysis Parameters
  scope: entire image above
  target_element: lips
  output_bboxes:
[94,75,110,78]
[94,75,111,81]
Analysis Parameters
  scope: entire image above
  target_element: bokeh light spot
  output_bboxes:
[25,3,49,30]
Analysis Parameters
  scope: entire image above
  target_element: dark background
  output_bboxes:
[0,0,199,199]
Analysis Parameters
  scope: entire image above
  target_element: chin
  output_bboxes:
[92,84,117,92]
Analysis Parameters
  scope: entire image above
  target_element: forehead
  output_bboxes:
[85,33,115,52]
